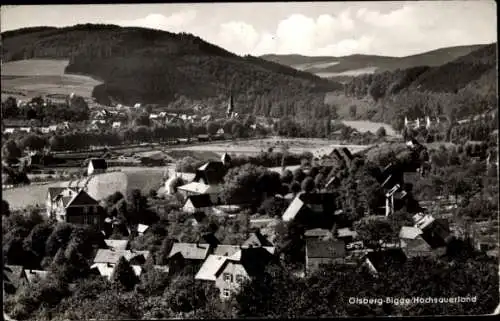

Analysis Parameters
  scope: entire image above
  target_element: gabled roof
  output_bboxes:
[104,239,129,251]
[48,186,79,201]
[66,189,99,208]
[337,227,358,238]
[168,242,210,260]
[213,244,241,257]
[220,247,275,278]
[195,161,226,184]
[365,249,407,273]
[137,224,150,234]
[185,194,213,208]
[243,231,273,247]
[195,255,228,281]
[178,182,218,194]
[399,226,423,240]
[306,238,346,259]
[282,196,306,221]
[93,249,150,264]
[305,228,333,238]
[24,269,49,283]
[89,158,107,170]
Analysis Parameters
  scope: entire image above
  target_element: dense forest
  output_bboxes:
[2,24,342,119]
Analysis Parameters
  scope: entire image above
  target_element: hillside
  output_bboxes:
[2,24,342,118]
[261,44,487,79]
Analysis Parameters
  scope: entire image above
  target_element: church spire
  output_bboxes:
[227,92,234,119]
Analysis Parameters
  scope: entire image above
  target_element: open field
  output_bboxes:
[342,120,398,137]
[3,167,168,210]
[1,59,102,99]
[169,137,372,158]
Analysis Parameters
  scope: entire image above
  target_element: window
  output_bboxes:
[235,274,245,284]
[223,273,233,283]
[222,289,231,298]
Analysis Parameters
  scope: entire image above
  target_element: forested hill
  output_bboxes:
[344,43,497,99]
[1,24,343,118]
[341,43,497,129]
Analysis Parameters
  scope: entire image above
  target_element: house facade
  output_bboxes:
[182,194,214,215]
[53,189,104,229]
[305,238,346,275]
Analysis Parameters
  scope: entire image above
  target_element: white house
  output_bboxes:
[182,194,214,215]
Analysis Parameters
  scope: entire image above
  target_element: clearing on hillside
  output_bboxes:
[1,59,102,99]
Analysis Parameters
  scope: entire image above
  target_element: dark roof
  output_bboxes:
[330,149,343,161]
[306,238,346,259]
[243,231,273,247]
[3,265,25,290]
[420,220,452,249]
[194,161,226,184]
[216,247,274,278]
[341,147,353,161]
[66,190,99,207]
[89,158,107,169]
[365,249,407,272]
[185,194,213,208]
[299,192,335,207]
[48,187,66,200]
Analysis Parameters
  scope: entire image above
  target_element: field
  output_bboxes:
[169,137,371,158]
[1,59,102,100]
[342,120,398,137]
[3,167,168,210]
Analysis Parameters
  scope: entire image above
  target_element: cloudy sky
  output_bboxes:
[1,1,496,57]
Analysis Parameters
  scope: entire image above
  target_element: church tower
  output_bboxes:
[226,93,234,119]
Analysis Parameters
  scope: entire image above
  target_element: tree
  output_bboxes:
[301,177,315,193]
[23,222,54,259]
[353,217,395,249]
[2,200,11,217]
[221,164,268,205]
[2,139,22,160]
[280,169,293,184]
[376,126,387,138]
[293,168,306,183]
[19,134,47,151]
[206,121,219,136]
[111,256,139,291]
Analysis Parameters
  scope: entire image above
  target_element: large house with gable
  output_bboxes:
[48,188,104,228]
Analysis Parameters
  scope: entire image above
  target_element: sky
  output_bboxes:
[1,1,497,57]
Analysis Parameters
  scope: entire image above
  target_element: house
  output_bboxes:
[212,245,241,257]
[3,265,27,294]
[87,158,107,176]
[305,238,346,275]
[182,194,214,215]
[177,182,222,203]
[112,122,122,129]
[137,224,150,236]
[195,247,276,299]
[242,231,274,248]
[336,227,358,243]
[197,134,210,142]
[282,192,336,229]
[46,187,79,218]
[363,249,407,276]
[104,239,129,251]
[52,189,104,228]
[304,228,333,240]
[399,226,435,257]
[3,127,16,134]
[385,184,408,216]
[24,269,49,284]
[193,161,227,185]
[167,242,211,273]
[91,249,150,279]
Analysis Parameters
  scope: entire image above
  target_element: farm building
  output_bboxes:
[305,238,346,275]
[182,194,214,215]
[87,158,107,176]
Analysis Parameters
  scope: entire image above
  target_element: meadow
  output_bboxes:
[1,59,102,99]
